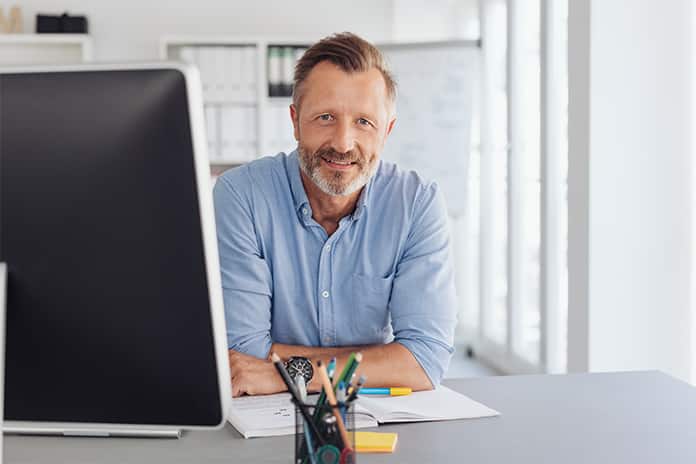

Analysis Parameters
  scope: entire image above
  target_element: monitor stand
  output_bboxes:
[0,263,179,440]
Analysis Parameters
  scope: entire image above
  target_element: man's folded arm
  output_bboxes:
[270,342,432,392]
[389,181,458,388]
[214,175,273,359]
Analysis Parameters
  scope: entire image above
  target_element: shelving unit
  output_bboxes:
[160,36,309,166]
[0,34,92,65]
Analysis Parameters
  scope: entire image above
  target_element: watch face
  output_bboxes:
[287,357,313,382]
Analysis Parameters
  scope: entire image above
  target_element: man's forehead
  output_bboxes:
[300,61,390,113]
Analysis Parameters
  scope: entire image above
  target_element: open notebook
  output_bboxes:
[228,386,499,438]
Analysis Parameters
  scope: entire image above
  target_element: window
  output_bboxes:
[455,0,568,374]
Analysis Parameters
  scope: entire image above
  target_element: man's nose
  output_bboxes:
[331,121,356,154]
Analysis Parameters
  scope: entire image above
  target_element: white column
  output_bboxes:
[567,0,693,382]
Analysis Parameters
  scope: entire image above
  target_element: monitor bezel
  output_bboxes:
[0,62,231,433]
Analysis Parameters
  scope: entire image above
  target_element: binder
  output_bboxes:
[223,47,242,102]
[242,46,257,103]
[244,106,258,161]
[220,106,256,163]
[281,47,295,96]
[197,47,216,101]
[267,46,283,97]
[204,105,219,161]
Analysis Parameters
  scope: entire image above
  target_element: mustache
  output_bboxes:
[314,147,361,164]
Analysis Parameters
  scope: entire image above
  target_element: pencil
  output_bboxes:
[316,361,352,451]
[333,352,356,389]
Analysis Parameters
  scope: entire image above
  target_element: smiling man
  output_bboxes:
[214,32,457,397]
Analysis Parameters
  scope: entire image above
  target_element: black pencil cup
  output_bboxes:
[295,401,356,464]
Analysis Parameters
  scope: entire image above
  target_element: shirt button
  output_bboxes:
[302,207,308,215]
[324,244,331,252]
[321,290,329,298]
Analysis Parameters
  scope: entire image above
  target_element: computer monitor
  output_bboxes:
[0,263,6,457]
[0,64,231,436]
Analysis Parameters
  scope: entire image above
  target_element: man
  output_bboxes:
[214,32,457,397]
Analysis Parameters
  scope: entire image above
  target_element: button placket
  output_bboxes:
[317,236,332,346]
[317,227,347,347]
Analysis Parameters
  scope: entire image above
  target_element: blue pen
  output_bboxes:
[327,357,336,384]
[359,387,412,396]
[337,381,347,424]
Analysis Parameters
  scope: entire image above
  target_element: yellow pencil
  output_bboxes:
[316,361,352,451]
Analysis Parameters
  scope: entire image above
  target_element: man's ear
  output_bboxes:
[290,104,300,141]
[385,117,397,138]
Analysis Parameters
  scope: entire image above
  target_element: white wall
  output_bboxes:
[14,0,395,60]
[568,0,693,381]
[692,2,696,385]
[391,0,479,41]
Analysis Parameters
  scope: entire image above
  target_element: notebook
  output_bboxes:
[227,386,499,438]
[227,393,378,438]
[357,385,499,423]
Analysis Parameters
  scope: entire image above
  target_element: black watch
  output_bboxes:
[284,356,314,385]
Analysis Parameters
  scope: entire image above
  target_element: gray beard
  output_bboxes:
[297,147,377,197]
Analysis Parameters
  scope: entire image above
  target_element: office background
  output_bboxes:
[4,0,695,385]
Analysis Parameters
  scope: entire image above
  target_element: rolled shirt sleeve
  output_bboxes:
[390,181,458,387]
[213,173,273,359]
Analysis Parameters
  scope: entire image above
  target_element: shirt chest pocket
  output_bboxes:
[349,274,393,343]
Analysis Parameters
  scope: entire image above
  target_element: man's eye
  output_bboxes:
[318,114,333,121]
[358,118,372,126]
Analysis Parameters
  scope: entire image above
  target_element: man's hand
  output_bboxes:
[228,350,286,397]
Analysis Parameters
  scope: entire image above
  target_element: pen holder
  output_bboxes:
[295,401,356,464]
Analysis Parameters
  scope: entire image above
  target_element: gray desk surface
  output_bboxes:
[6,371,696,463]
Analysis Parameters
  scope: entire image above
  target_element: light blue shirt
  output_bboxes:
[213,151,457,386]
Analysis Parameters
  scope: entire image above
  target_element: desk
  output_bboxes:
[6,371,696,463]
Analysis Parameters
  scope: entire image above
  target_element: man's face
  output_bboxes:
[290,61,396,197]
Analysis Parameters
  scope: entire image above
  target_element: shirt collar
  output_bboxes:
[287,150,375,222]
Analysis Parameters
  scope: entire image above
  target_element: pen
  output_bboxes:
[327,357,337,383]
[359,387,412,396]
[345,375,366,403]
[317,353,351,416]
[316,361,352,451]
[335,352,362,392]
[295,376,318,464]
[337,381,346,424]
[270,353,326,446]
[332,353,355,389]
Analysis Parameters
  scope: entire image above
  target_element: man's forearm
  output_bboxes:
[270,343,361,362]
[269,342,432,392]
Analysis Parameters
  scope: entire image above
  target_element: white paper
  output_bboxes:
[228,393,296,438]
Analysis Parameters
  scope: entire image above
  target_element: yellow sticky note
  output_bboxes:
[354,431,398,453]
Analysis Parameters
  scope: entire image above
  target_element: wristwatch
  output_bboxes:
[284,356,314,385]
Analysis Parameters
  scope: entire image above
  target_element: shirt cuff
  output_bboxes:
[228,332,273,360]
[394,336,455,388]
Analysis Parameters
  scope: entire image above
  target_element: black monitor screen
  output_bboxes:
[0,68,223,426]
